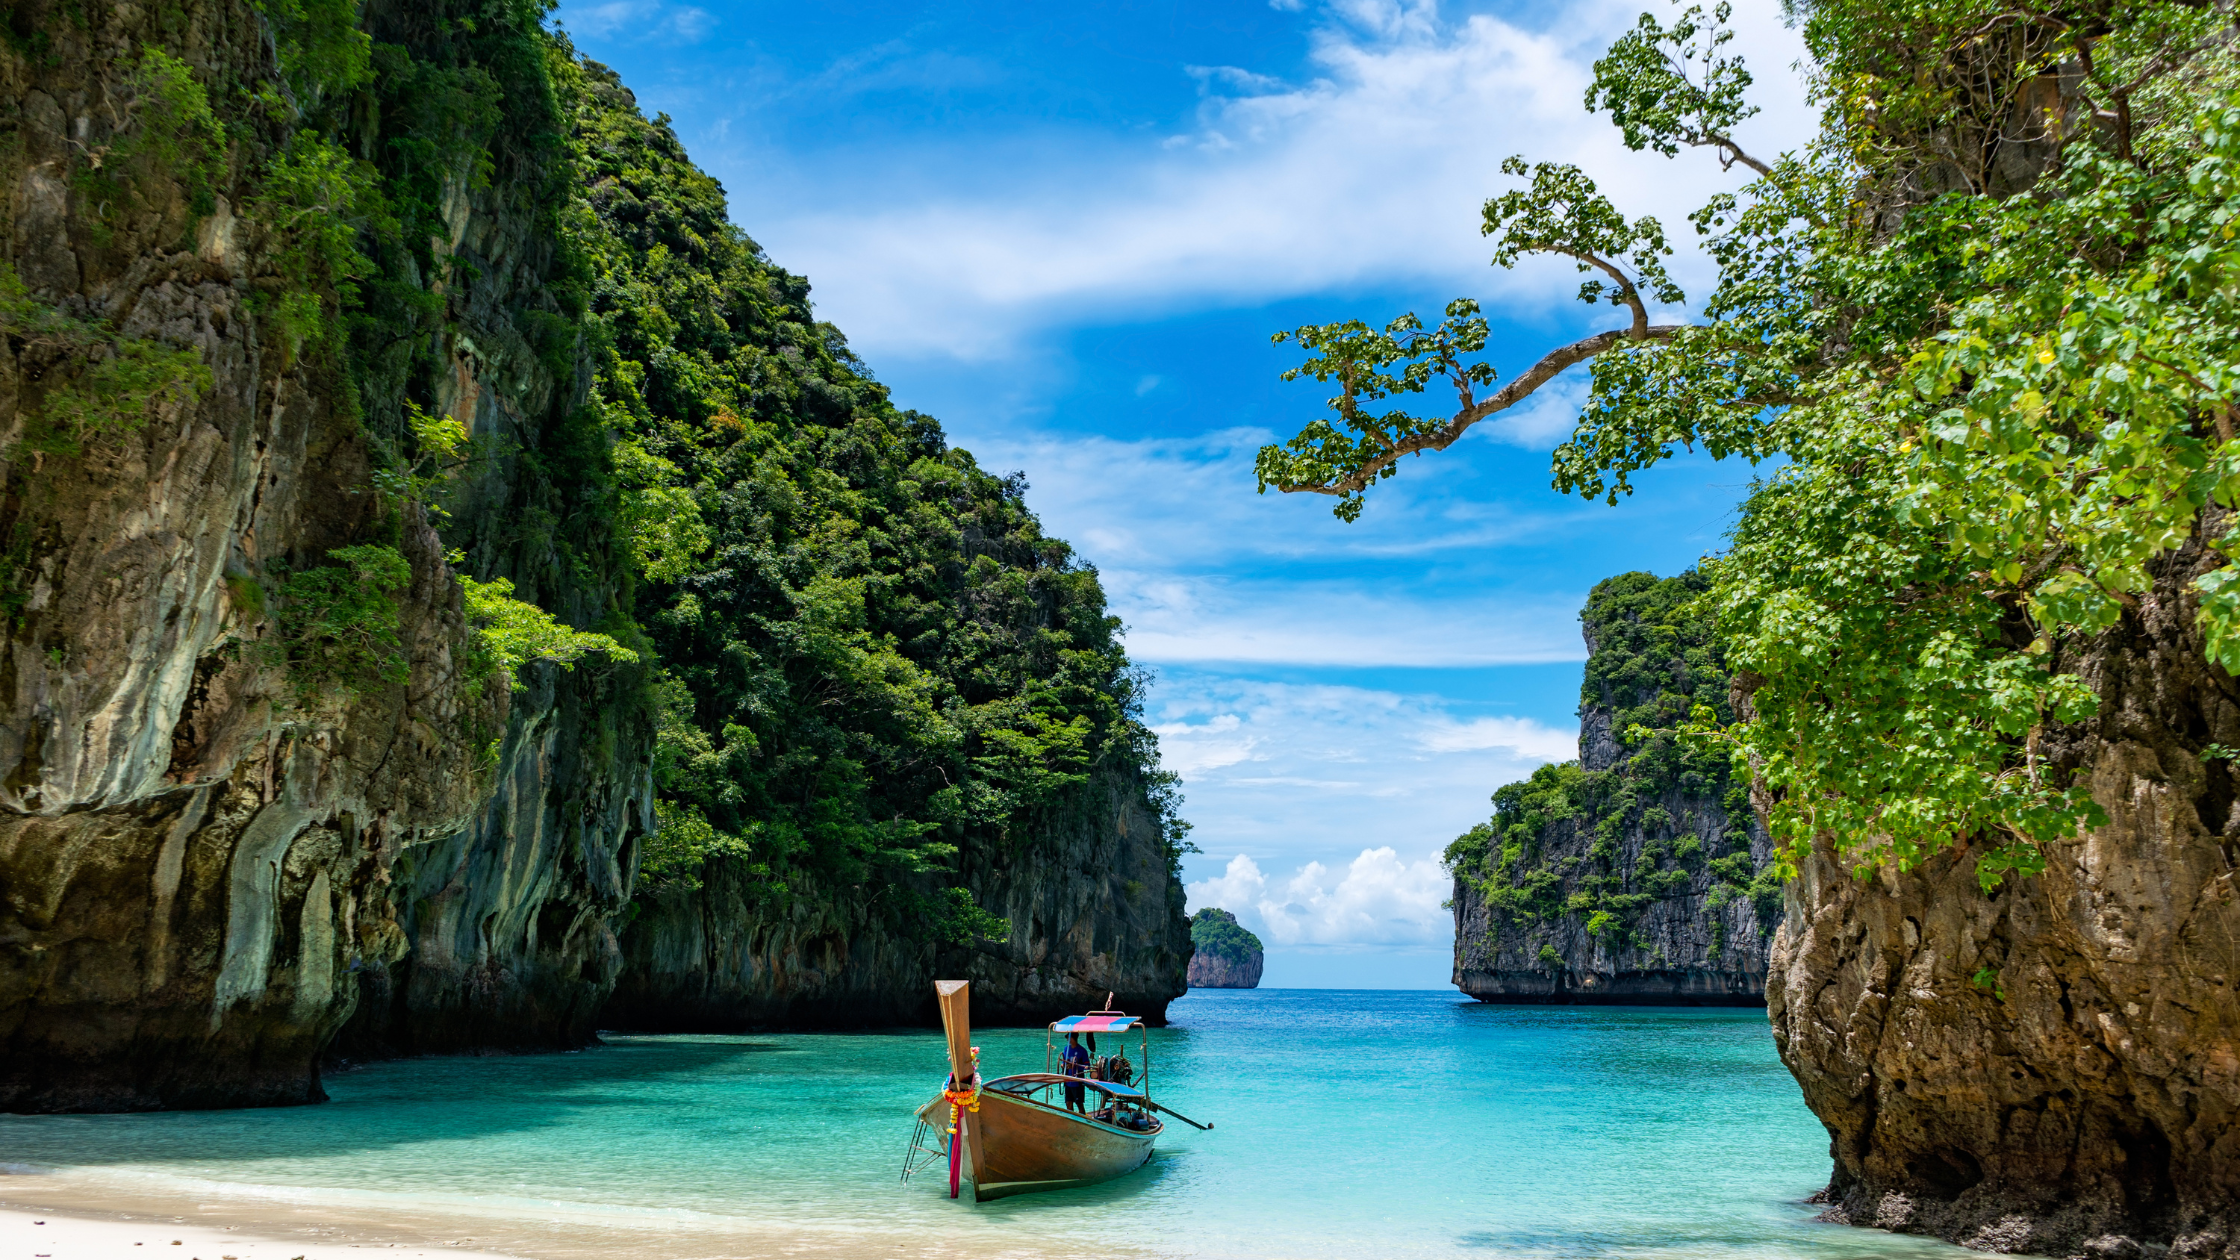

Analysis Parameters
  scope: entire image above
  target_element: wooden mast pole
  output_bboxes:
[934,980,986,1201]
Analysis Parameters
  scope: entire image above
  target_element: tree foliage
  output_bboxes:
[551,54,1189,912]
[1189,907,1263,965]
[461,575,638,689]
[1270,0,2240,889]
[271,544,413,698]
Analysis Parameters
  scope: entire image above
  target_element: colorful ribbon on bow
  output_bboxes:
[945,1047,981,1198]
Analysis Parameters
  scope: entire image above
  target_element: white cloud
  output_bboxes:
[1186,65,1289,95]
[749,0,1814,359]
[1415,714,1579,758]
[1187,847,1454,947]
[564,0,713,43]
[1152,671,1575,893]
[1478,367,1593,451]
[1191,853,1271,913]
[1150,713,1254,775]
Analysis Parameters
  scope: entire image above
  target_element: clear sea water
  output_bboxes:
[0,990,1966,1260]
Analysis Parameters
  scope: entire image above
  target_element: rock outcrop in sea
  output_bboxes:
[0,0,1186,1110]
[1187,908,1263,988]
[1445,572,1777,1004]
[1770,535,2240,1257]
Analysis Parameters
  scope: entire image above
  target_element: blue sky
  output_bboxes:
[558,0,1814,988]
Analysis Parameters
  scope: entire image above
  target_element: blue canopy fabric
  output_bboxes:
[1050,1014,1140,1032]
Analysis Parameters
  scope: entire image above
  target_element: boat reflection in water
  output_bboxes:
[904,979,1212,1202]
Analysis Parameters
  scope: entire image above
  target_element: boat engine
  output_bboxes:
[1099,1053,1135,1086]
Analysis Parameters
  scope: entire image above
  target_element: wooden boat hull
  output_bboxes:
[919,1088,1157,1200]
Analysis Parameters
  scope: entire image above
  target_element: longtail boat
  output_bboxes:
[902,979,1211,1202]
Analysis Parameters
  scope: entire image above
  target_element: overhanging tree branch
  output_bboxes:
[1268,324,1683,499]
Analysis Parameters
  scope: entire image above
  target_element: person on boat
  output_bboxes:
[1060,1031,1092,1113]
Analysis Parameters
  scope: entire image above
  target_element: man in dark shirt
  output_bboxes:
[1060,1031,1091,1113]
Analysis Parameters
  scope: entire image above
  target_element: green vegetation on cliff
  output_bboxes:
[1190,907,1263,965]
[544,58,1189,928]
[1444,572,1775,952]
[1263,0,2240,892]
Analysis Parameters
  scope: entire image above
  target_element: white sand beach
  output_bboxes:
[0,1205,535,1260]
[0,1170,1068,1260]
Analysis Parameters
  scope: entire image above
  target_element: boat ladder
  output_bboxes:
[899,1117,947,1184]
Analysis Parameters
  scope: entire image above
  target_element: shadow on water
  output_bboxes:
[0,1036,786,1168]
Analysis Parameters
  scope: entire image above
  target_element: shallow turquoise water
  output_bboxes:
[0,991,1963,1260]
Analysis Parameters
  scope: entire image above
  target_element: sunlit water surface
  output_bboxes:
[0,990,1967,1260]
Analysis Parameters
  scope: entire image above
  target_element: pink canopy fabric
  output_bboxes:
[1050,1014,1139,1032]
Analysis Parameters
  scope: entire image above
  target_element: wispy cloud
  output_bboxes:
[970,427,1600,570]
[802,41,1006,98]
[1414,714,1578,758]
[754,0,1812,360]
[1479,368,1593,450]
[564,0,714,44]
[963,425,1605,666]
[1113,572,1586,666]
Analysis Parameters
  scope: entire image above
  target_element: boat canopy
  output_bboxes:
[1051,1014,1139,1032]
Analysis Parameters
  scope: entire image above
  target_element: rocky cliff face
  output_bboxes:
[1187,951,1260,988]
[0,0,651,1109]
[1447,573,1778,1005]
[1770,532,2240,1256]
[606,766,1190,1028]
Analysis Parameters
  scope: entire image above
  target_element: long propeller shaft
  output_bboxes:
[1148,1099,1213,1130]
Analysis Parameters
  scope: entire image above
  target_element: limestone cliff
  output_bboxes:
[563,57,1191,1033]
[1771,529,2240,1256]
[0,0,653,1109]
[1446,572,1777,1005]
[1186,907,1262,989]
[0,0,663,1108]
[606,766,1189,1028]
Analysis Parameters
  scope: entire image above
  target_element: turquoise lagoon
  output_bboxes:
[0,990,1964,1260]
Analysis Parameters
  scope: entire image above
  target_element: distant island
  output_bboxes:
[1188,909,1264,988]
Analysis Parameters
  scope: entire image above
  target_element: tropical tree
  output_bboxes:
[1257,0,2240,887]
